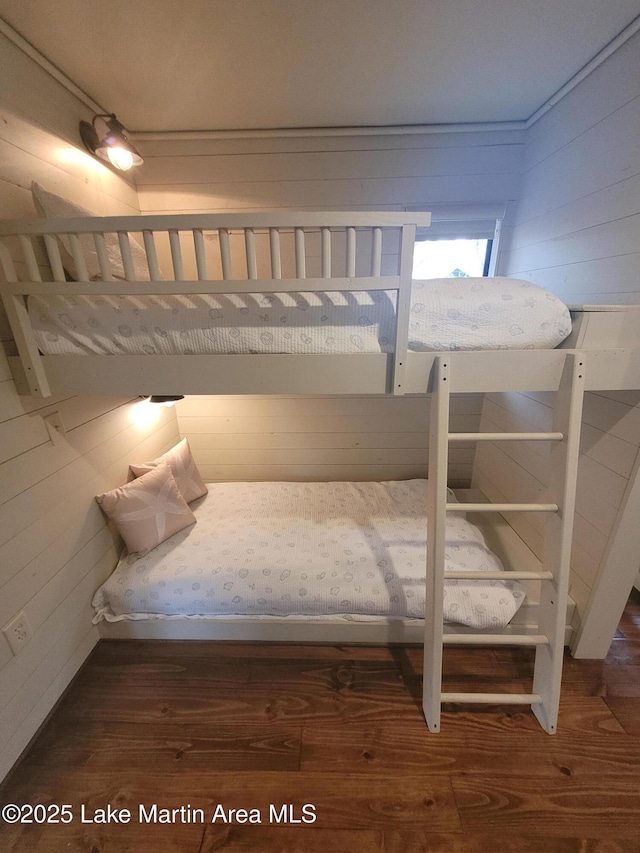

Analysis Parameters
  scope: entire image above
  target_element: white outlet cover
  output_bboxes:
[2,611,32,655]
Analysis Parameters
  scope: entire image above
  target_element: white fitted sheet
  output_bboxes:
[31,278,571,355]
[93,480,526,630]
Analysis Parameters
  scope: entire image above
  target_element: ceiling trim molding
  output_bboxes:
[525,13,640,128]
[131,122,527,141]
[2,11,639,138]
[0,15,106,115]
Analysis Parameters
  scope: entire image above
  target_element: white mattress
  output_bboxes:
[31,278,571,355]
[93,480,526,630]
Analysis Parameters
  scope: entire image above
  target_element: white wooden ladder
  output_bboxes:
[423,352,586,733]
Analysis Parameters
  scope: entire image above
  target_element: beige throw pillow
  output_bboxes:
[96,463,196,556]
[130,438,208,504]
[32,181,153,281]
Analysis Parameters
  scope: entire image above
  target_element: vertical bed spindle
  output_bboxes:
[169,230,184,280]
[43,234,66,282]
[68,234,90,281]
[93,233,114,280]
[321,227,331,278]
[142,230,162,281]
[370,227,382,276]
[269,228,282,279]
[219,228,232,279]
[18,235,42,283]
[117,232,136,281]
[193,229,208,280]
[295,228,306,278]
[346,227,356,277]
[245,228,258,280]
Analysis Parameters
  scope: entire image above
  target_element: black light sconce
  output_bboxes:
[149,395,184,407]
[79,113,143,171]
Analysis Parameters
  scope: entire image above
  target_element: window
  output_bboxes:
[412,238,492,279]
[406,202,504,279]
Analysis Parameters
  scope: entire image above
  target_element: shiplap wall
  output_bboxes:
[0,31,180,781]
[475,31,640,654]
[137,128,524,481]
[178,394,481,486]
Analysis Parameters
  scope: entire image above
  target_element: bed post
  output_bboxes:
[532,352,585,733]
[391,222,416,395]
[422,355,450,731]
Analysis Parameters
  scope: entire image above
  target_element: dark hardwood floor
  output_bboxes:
[2,592,640,852]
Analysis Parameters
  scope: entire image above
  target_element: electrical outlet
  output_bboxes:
[2,611,32,656]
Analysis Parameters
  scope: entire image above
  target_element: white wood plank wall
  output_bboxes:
[476,31,640,654]
[472,391,640,635]
[500,31,640,304]
[137,116,524,486]
[178,394,483,486]
[135,129,524,215]
[0,31,181,782]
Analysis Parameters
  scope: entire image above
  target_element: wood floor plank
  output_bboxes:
[202,828,477,853]
[51,656,435,726]
[605,698,640,734]
[1,768,461,835]
[246,658,406,689]
[440,697,624,734]
[76,655,251,686]
[52,681,424,725]
[201,826,385,851]
[602,665,640,698]
[452,775,640,836]
[605,639,640,666]
[300,720,640,777]
[461,836,640,852]
[380,830,470,852]
[493,648,607,696]
[616,596,640,638]
[21,720,301,773]
[0,821,206,853]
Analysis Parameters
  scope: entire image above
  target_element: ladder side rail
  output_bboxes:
[532,352,586,733]
[423,356,450,732]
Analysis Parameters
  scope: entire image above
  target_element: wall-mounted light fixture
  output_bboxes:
[79,114,143,171]
[149,395,184,407]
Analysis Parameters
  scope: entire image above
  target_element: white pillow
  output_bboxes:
[32,181,154,281]
[130,438,208,504]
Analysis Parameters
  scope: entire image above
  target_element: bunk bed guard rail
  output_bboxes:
[0,212,431,397]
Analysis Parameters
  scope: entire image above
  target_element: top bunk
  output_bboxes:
[1,201,639,397]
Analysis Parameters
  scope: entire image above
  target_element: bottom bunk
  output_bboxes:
[93,480,574,645]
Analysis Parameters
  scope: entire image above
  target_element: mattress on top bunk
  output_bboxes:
[30,277,571,355]
[92,479,526,630]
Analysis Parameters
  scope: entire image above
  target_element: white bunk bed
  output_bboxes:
[1,210,639,735]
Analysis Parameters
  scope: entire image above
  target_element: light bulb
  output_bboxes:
[130,398,161,427]
[107,146,134,171]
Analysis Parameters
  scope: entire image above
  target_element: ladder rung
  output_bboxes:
[448,502,558,513]
[441,692,542,705]
[445,571,553,581]
[443,634,549,646]
[448,432,563,442]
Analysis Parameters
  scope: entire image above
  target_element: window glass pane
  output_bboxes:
[413,238,489,278]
